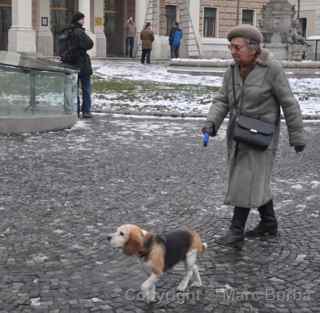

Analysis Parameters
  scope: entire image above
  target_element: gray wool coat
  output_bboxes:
[205,50,305,208]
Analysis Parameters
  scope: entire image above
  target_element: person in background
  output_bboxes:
[64,11,94,118]
[140,22,154,64]
[125,17,136,58]
[169,22,183,58]
[202,25,305,247]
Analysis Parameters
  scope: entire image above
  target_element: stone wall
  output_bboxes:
[158,0,268,39]
[200,0,267,38]
[155,0,269,59]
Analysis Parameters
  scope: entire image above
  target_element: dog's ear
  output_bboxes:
[123,228,144,256]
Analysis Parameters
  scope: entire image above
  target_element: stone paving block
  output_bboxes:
[0,116,319,312]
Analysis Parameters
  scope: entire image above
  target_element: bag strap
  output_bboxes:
[231,66,240,115]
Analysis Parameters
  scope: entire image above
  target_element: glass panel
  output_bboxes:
[34,72,65,114]
[0,51,78,116]
[0,54,78,117]
[0,51,77,74]
[0,68,31,116]
[64,72,78,113]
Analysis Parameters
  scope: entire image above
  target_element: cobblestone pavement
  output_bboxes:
[0,114,319,313]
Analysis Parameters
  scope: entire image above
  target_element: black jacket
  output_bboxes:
[65,23,94,76]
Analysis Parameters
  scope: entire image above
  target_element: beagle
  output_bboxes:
[107,224,207,302]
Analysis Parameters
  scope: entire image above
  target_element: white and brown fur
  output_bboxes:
[107,224,207,302]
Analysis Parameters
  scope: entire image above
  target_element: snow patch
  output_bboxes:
[30,298,41,306]
[291,184,303,190]
[94,61,320,116]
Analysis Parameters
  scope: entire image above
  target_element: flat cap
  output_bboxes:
[227,24,263,44]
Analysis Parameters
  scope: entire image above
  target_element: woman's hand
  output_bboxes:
[201,125,216,137]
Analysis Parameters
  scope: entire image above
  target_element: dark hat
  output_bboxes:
[227,25,263,44]
[71,12,85,24]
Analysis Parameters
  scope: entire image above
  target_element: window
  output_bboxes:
[105,0,117,11]
[242,9,254,25]
[203,8,217,38]
[299,18,307,37]
[166,5,176,36]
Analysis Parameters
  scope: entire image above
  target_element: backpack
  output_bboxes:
[58,28,78,64]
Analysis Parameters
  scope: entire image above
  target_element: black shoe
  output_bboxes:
[216,229,245,246]
[82,112,93,118]
[216,206,250,247]
[245,200,278,238]
[245,222,278,238]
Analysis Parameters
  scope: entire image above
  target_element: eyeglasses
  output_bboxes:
[228,44,247,52]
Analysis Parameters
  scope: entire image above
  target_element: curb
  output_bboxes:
[94,110,320,121]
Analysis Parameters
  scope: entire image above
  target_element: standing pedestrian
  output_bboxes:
[169,22,183,58]
[61,11,94,118]
[202,25,305,246]
[140,22,154,64]
[125,17,136,58]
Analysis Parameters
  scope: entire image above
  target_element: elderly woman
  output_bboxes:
[202,25,305,246]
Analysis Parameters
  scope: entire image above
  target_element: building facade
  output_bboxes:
[0,0,319,59]
[288,0,320,37]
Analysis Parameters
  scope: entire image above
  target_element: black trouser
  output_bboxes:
[170,46,180,59]
[258,199,277,225]
[126,37,134,58]
[230,207,250,233]
[141,48,151,64]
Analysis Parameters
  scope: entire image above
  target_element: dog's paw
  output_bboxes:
[143,291,156,303]
[145,296,157,304]
[141,286,156,303]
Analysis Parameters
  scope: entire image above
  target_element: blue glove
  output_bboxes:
[202,132,209,147]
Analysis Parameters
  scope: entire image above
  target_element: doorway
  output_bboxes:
[0,1,11,51]
[50,0,78,55]
[104,0,135,56]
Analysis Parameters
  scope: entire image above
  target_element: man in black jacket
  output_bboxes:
[62,12,94,118]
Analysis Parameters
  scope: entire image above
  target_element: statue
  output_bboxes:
[288,19,310,46]
[259,0,311,60]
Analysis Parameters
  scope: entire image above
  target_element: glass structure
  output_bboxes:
[0,51,78,117]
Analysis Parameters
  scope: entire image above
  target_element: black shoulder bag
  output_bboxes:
[231,66,275,151]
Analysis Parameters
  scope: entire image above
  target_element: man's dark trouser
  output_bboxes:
[126,37,134,58]
[141,49,151,64]
[78,74,92,114]
[170,46,180,58]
